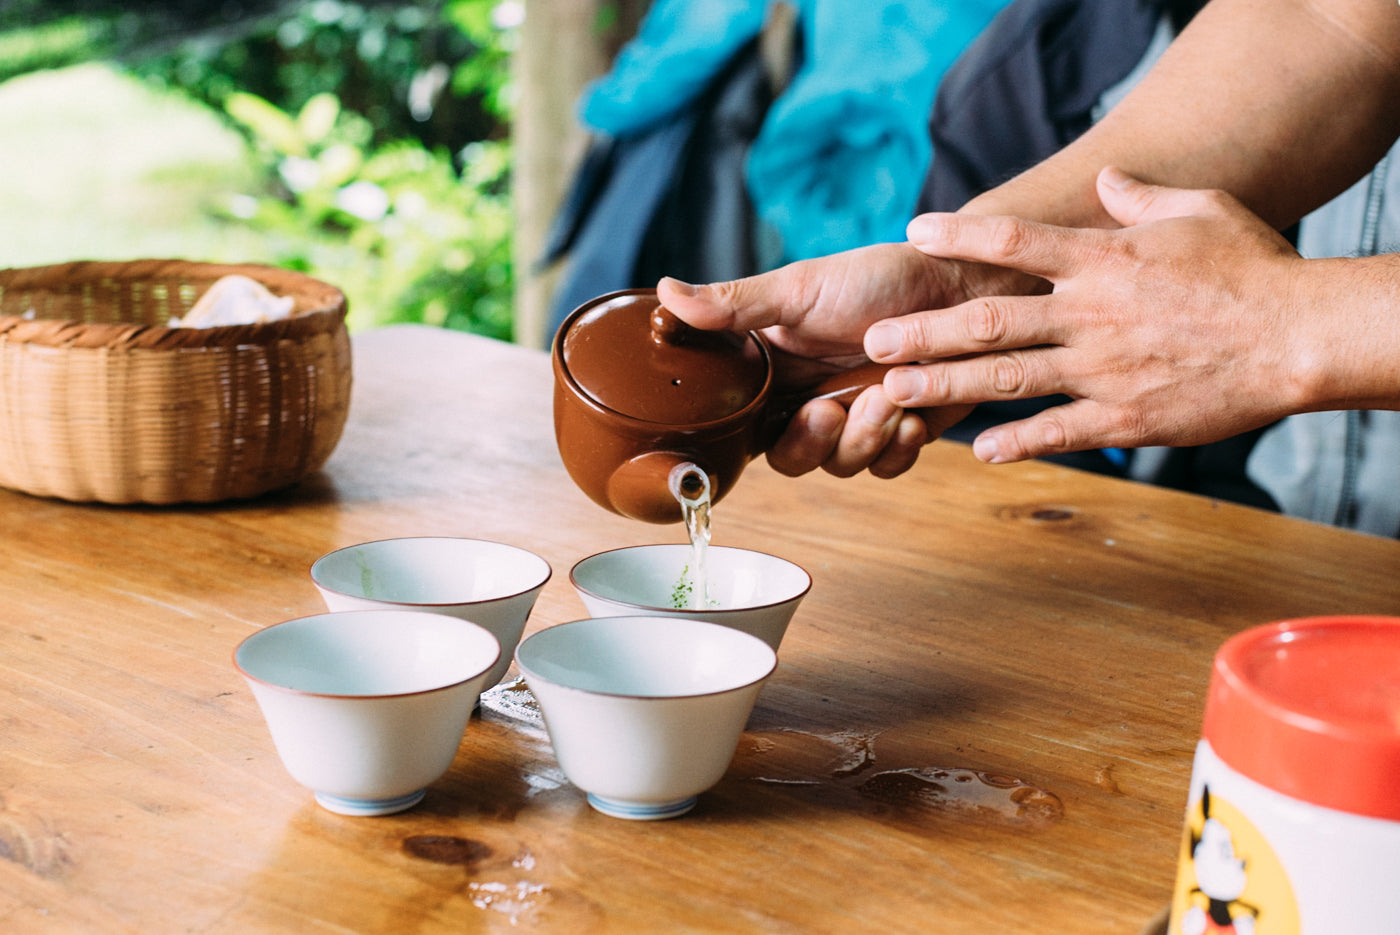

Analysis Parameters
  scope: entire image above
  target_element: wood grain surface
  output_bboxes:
[2,324,1396,934]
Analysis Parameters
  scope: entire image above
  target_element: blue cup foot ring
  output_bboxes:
[587,793,697,820]
[315,789,427,816]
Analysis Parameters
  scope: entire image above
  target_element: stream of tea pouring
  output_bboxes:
[668,464,712,610]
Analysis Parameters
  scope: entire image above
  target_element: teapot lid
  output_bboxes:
[560,290,769,423]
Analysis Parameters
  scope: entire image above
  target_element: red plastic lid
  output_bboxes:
[1203,615,1400,821]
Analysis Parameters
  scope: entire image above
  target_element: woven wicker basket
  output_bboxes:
[0,259,352,504]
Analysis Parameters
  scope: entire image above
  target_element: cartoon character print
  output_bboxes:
[1180,786,1260,935]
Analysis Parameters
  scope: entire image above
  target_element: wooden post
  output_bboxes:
[512,0,647,349]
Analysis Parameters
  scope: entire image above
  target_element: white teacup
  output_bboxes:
[515,615,777,820]
[234,610,500,816]
[569,544,810,651]
[310,537,551,688]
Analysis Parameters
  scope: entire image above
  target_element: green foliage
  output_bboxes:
[220,89,513,339]
[0,0,519,337]
[130,1,507,162]
[0,16,113,80]
[444,0,518,120]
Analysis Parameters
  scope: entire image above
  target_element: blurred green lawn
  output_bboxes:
[0,61,276,268]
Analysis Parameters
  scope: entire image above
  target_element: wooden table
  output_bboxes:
[2,325,1397,934]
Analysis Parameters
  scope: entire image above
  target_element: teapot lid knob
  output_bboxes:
[650,305,690,345]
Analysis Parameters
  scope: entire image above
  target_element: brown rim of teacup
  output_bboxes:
[232,610,502,700]
[568,544,812,614]
[309,537,553,608]
[514,616,778,701]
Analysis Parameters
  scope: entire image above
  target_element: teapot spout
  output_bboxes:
[607,453,714,524]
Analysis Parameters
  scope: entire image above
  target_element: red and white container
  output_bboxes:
[1169,616,1400,934]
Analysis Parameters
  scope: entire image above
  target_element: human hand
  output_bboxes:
[656,243,980,478]
[878,166,1308,463]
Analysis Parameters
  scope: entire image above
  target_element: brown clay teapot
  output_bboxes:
[552,288,887,524]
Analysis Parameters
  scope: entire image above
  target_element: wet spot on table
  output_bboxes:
[857,767,1064,828]
[402,834,494,867]
[735,728,1063,830]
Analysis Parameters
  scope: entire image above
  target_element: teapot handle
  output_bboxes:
[806,360,895,407]
[759,360,894,451]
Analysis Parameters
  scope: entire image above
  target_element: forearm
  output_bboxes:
[1288,253,1400,413]
[962,0,1400,231]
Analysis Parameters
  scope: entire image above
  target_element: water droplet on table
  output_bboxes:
[733,728,1063,830]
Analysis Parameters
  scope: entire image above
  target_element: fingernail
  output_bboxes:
[1099,166,1131,191]
[856,391,899,429]
[973,434,1003,463]
[865,323,900,361]
[906,214,938,244]
[883,368,923,405]
[660,276,697,297]
[802,404,843,440]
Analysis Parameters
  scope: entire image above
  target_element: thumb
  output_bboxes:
[1095,165,1212,228]
[657,275,788,332]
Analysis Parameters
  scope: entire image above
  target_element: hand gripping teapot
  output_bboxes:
[552,289,887,523]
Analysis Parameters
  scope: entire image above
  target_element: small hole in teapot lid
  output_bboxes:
[561,290,769,424]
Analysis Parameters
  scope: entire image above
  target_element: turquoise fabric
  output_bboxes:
[578,0,765,135]
[578,0,1013,264]
[747,0,1011,260]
